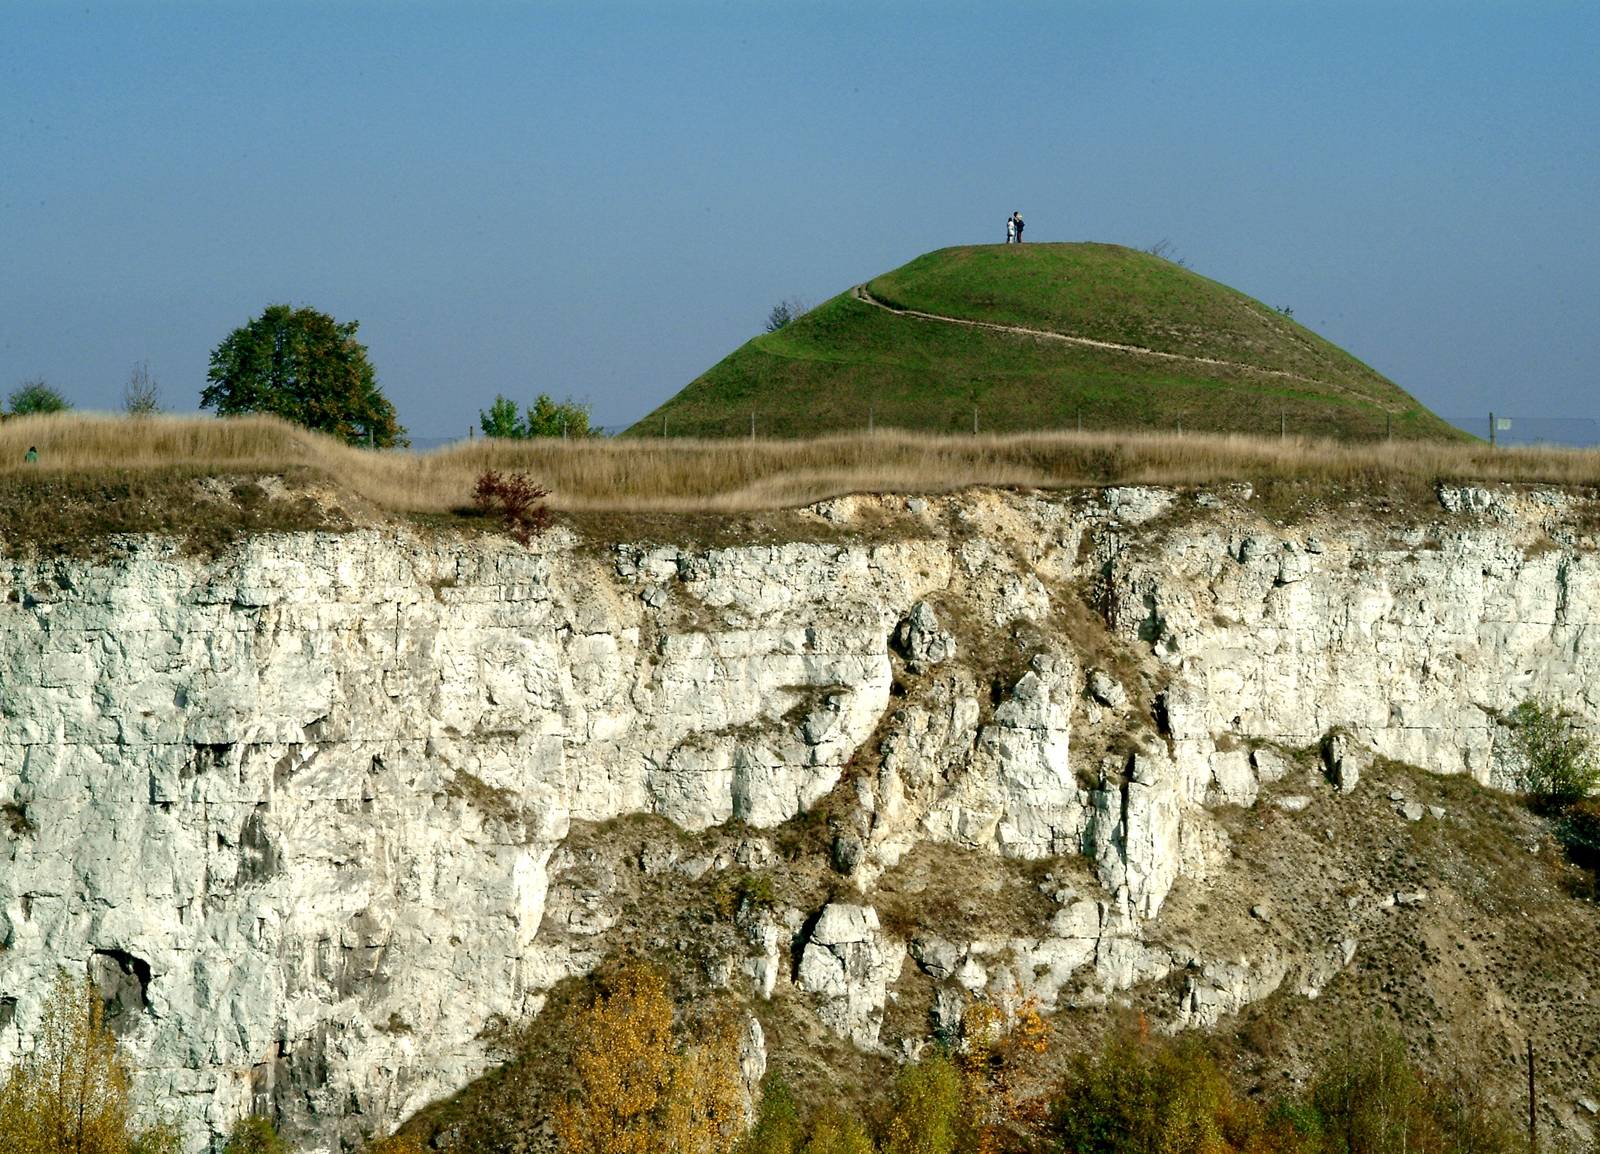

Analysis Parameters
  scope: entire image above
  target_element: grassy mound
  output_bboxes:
[628,243,1463,441]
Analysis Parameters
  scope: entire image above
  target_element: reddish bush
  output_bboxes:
[472,469,551,544]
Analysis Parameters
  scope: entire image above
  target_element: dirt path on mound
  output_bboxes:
[851,284,1384,405]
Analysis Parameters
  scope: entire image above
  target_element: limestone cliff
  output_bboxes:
[3,483,1598,1151]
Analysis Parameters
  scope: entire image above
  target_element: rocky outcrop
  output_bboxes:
[2,483,1598,1151]
[796,903,905,1048]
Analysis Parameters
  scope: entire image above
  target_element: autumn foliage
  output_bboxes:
[472,469,551,544]
[0,971,178,1154]
[554,964,744,1154]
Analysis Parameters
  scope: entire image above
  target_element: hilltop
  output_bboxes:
[629,243,1464,441]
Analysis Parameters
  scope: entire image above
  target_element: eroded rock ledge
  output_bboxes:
[2,483,1596,1151]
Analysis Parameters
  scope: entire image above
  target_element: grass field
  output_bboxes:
[628,243,1464,442]
[2,412,1596,519]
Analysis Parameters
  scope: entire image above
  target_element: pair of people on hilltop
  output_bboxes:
[1005,211,1025,243]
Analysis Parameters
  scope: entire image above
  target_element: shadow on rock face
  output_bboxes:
[90,948,151,1035]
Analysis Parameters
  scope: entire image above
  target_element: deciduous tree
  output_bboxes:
[554,964,744,1154]
[123,362,160,416]
[6,378,70,416]
[0,971,137,1154]
[201,304,405,446]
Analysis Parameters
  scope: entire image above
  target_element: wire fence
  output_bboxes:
[397,415,1600,451]
[1444,416,1600,448]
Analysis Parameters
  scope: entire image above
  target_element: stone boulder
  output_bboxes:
[893,601,957,673]
[796,903,906,1048]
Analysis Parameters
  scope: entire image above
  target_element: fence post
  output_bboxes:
[1386,413,1392,440]
[973,407,978,436]
[560,417,566,440]
[662,415,668,438]
[750,412,756,441]
[1490,411,1496,449]
[1281,412,1286,441]
[1528,1037,1536,1154]
[868,405,874,434]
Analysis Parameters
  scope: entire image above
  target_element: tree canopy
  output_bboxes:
[478,393,595,438]
[0,970,181,1154]
[201,305,406,447]
[6,379,71,416]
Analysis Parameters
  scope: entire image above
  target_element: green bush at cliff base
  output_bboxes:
[1509,697,1600,806]
[222,1117,288,1154]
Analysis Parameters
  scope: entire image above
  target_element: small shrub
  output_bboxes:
[1144,239,1188,268]
[740,1076,801,1154]
[364,1134,426,1154]
[1557,797,1600,886]
[123,362,160,416]
[883,1051,963,1154]
[1508,697,1599,806]
[223,1116,287,1154]
[715,871,777,920]
[798,1109,872,1154]
[764,299,808,334]
[472,470,551,545]
[128,1120,183,1154]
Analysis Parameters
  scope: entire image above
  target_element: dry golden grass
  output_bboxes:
[3,412,1599,515]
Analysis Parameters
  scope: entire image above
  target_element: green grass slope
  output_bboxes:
[628,243,1463,441]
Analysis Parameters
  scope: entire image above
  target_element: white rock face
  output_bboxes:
[796,903,906,1048]
[2,484,1598,1151]
[0,530,943,1151]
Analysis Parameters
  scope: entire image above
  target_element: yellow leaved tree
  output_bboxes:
[554,964,745,1154]
[0,970,176,1154]
[957,996,1051,1154]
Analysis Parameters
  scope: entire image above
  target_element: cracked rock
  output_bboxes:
[893,601,957,673]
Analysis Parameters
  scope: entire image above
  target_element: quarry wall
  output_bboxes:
[1,482,1595,1151]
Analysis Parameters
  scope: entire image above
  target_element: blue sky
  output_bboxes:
[4,1,1596,439]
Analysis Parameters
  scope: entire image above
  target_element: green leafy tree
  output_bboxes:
[1045,1029,1253,1154]
[739,1077,801,1154]
[201,304,406,447]
[479,394,526,439]
[1508,697,1599,805]
[883,1052,964,1154]
[525,394,593,438]
[479,393,594,438]
[798,1110,872,1154]
[221,1116,286,1154]
[7,379,71,416]
[1311,1023,1428,1154]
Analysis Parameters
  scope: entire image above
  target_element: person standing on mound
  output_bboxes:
[1013,211,1024,243]
[1006,214,1015,243]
